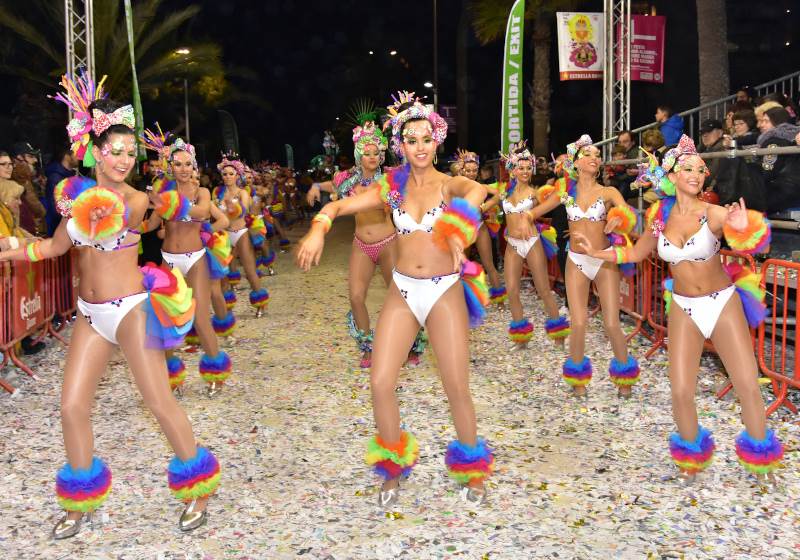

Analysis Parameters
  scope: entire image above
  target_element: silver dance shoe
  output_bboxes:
[377,487,400,508]
[179,499,208,532]
[255,308,264,318]
[206,382,223,397]
[460,486,486,506]
[52,511,92,540]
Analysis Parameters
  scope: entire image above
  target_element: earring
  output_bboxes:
[594,168,601,179]
[434,153,438,165]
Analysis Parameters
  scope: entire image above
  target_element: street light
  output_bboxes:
[175,48,191,142]
[368,50,374,55]
[389,50,397,56]
[423,81,433,88]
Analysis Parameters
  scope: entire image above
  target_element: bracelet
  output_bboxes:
[312,213,333,233]
[25,240,43,262]
[613,246,630,264]
[8,236,19,250]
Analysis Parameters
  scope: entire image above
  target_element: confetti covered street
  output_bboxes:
[1,218,799,559]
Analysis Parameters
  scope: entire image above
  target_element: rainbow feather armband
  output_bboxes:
[156,190,192,221]
[723,263,766,328]
[71,187,129,241]
[199,351,232,384]
[212,311,236,336]
[669,426,715,474]
[536,184,560,204]
[609,355,640,387]
[544,316,570,340]
[508,318,533,343]
[606,204,637,235]
[735,429,783,474]
[489,285,507,305]
[432,198,481,251]
[167,446,221,502]
[166,355,186,388]
[141,263,196,349]
[445,438,495,484]
[365,431,419,480]
[54,175,96,218]
[249,288,269,309]
[563,356,592,387]
[723,210,771,255]
[56,457,112,512]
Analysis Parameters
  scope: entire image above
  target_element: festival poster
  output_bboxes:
[557,12,604,81]
[630,15,666,83]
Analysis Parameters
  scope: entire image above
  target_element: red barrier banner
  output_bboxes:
[618,274,635,310]
[12,261,45,336]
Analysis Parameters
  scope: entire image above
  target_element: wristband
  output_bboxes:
[613,246,631,264]
[25,241,43,262]
[312,213,333,233]
[8,237,20,250]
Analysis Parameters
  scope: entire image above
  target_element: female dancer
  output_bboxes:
[306,121,426,368]
[214,154,269,317]
[455,149,506,306]
[0,73,219,537]
[573,135,783,481]
[499,142,570,349]
[142,130,233,397]
[530,135,640,398]
[298,92,494,506]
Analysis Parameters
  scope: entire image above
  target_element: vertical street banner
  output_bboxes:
[556,12,604,80]
[630,15,666,83]
[501,0,525,155]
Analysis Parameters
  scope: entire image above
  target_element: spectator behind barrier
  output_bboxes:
[731,110,759,146]
[757,107,800,214]
[655,104,683,145]
[735,86,754,106]
[0,151,31,238]
[724,101,755,135]
[43,146,77,236]
[10,159,45,236]
[699,119,767,211]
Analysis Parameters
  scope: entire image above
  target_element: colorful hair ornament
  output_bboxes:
[563,134,594,176]
[669,426,715,474]
[460,260,490,328]
[445,437,495,484]
[662,135,700,173]
[544,316,571,340]
[140,263,196,349]
[723,262,767,327]
[508,318,533,344]
[722,210,771,255]
[212,311,237,337]
[366,431,419,480]
[140,122,172,164]
[499,140,534,172]
[167,446,221,502]
[454,148,480,173]
[563,356,592,387]
[70,186,129,241]
[352,121,388,164]
[385,90,448,157]
[169,137,197,168]
[55,457,112,512]
[91,105,135,136]
[432,197,481,251]
[166,355,186,389]
[199,351,232,384]
[51,70,108,166]
[735,429,784,475]
[217,151,246,182]
[53,175,97,218]
[609,354,641,387]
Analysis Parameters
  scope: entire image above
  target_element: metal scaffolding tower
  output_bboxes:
[64,0,95,87]
[602,0,630,156]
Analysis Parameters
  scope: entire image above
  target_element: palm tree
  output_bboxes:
[696,0,729,105]
[471,0,578,156]
[0,0,222,101]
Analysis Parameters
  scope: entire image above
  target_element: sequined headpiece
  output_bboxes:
[92,105,135,136]
[352,121,388,165]
[661,134,701,173]
[140,122,172,178]
[218,151,246,183]
[384,90,448,157]
[562,134,595,175]
[499,140,535,171]
[454,149,480,172]
[168,137,197,169]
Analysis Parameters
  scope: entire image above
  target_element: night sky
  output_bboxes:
[2,0,798,167]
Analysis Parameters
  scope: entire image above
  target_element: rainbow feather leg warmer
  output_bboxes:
[212,311,236,337]
[544,315,570,340]
[365,431,419,480]
[432,197,481,251]
[256,255,268,277]
[279,238,290,246]
[723,209,771,255]
[199,351,232,384]
[609,354,640,387]
[489,285,507,305]
[724,263,767,328]
[445,438,495,484]
[249,288,270,309]
[223,289,236,310]
[669,426,715,474]
[56,457,112,512]
[735,429,783,475]
[141,264,196,350]
[168,446,221,502]
[563,356,592,387]
[508,318,533,344]
[263,248,276,266]
[166,355,186,388]
[227,270,242,286]
[184,326,200,346]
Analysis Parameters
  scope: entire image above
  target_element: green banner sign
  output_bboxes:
[501,0,525,154]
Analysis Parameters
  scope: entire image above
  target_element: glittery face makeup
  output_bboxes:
[170,150,195,183]
[402,121,433,140]
[97,133,136,182]
[401,120,436,168]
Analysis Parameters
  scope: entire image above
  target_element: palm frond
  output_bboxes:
[0,6,62,64]
[135,6,202,60]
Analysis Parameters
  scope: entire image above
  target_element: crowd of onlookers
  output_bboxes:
[605,88,800,215]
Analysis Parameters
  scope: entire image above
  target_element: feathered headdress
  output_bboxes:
[169,137,197,169]
[51,70,109,167]
[499,140,534,172]
[352,121,388,165]
[384,90,448,157]
[454,149,480,172]
[140,122,172,178]
[562,134,594,176]
[217,151,246,182]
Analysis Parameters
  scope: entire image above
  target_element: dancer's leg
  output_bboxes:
[667,306,706,441]
[593,265,628,361]
[503,245,524,322]
[476,226,501,288]
[235,236,261,291]
[187,259,220,358]
[526,242,560,318]
[210,280,227,319]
